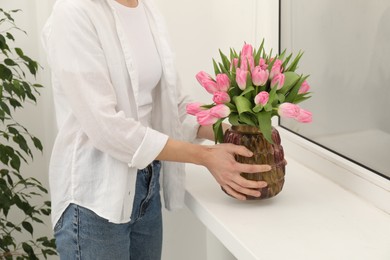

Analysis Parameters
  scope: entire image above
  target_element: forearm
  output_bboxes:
[155,138,207,165]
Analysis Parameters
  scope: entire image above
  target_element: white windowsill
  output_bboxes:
[184,126,390,260]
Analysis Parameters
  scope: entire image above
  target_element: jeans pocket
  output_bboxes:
[53,214,64,233]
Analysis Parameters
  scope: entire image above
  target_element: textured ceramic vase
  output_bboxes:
[223,125,286,200]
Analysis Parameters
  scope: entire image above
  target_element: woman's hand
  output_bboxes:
[156,138,271,200]
[201,143,270,200]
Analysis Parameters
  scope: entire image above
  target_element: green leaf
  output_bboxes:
[279,71,300,94]
[22,242,37,259]
[285,75,309,103]
[233,96,253,115]
[0,34,10,52]
[224,102,237,112]
[212,59,221,75]
[15,47,24,57]
[6,32,15,41]
[213,118,224,144]
[218,62,229,75]
[10,153,21,171]
[257,111,273,143]
[281,53,293,69]
[9,97,22,109]
[278,49,287,61]
[293,93,311,104]
[0,64,13,81]
[268,84,279,105]
[0,101,11,115]
[240,85,254,96]
[228,112,239,125]
[22,221,34,235]
[26,60,39,75]
[4,58,17,66]
[254,39,265,65]
[238,112,256,126]
[264,103,273,112]
[277,93,285,103]
[201,104,215,110]
[219,49,231,71]
[286,51,304,72]
[252,104,263,113]
[32,137,43,151]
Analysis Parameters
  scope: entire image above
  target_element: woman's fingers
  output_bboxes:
[222,185,246,201]
[222,143,254,157]
[232,174,268,189]
[228,181,262,198]
[235,162,271,174]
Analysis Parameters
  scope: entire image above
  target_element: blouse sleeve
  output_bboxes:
[43,1,168,169]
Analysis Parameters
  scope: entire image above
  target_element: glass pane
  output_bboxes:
[280,0,390,180]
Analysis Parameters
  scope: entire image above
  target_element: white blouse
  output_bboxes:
[42,0,200,227]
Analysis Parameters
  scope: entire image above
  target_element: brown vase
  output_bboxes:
[223,125,286,200]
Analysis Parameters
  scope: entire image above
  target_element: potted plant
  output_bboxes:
[0,8,57,259]
[186,40,313,199]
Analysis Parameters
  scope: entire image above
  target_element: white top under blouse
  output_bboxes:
[112,0,162,127]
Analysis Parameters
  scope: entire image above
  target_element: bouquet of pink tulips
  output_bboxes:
[186,40,312,143]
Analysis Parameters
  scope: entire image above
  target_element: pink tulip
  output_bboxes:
[270,59,283,79]
[196,110,218,126]
[236,68,248,90]
[210,104,231,118]
[251,66,269,86]
[298,80,311,94]
[213,91,231,104]
[186,102,205,116]
[196,71,218,94]
[259,58,268,70]
[254,91,269,106]
[278,103,300,118]
[230,58,239,70]
[241,43,253,58]
[296,109,312,123]
[216,73,230,92]
[271,73,285,90]
[240,56,254,71]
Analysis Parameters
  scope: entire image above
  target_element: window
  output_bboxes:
[279,0,390,180]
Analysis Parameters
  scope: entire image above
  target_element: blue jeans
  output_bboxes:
[54,161,162,260]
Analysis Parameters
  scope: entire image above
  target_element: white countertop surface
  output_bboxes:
[184,156,390,260]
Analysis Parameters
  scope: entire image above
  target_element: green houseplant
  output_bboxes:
[0,8,57,259]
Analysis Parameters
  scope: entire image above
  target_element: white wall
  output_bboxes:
[0,0,278,259]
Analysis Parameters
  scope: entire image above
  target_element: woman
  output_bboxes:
[42,0,270,259]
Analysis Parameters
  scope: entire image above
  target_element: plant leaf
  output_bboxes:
[238,112,256,126]
[233,96,253,115]
[213,119,224,144]
[22,221,33,235]
[257,111,273,143]
[212,58,221,75]
[286,51,304,72]
[279,71,300,95]
[240,85,254,96]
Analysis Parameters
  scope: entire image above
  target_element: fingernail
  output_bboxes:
[247,151,253,157]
